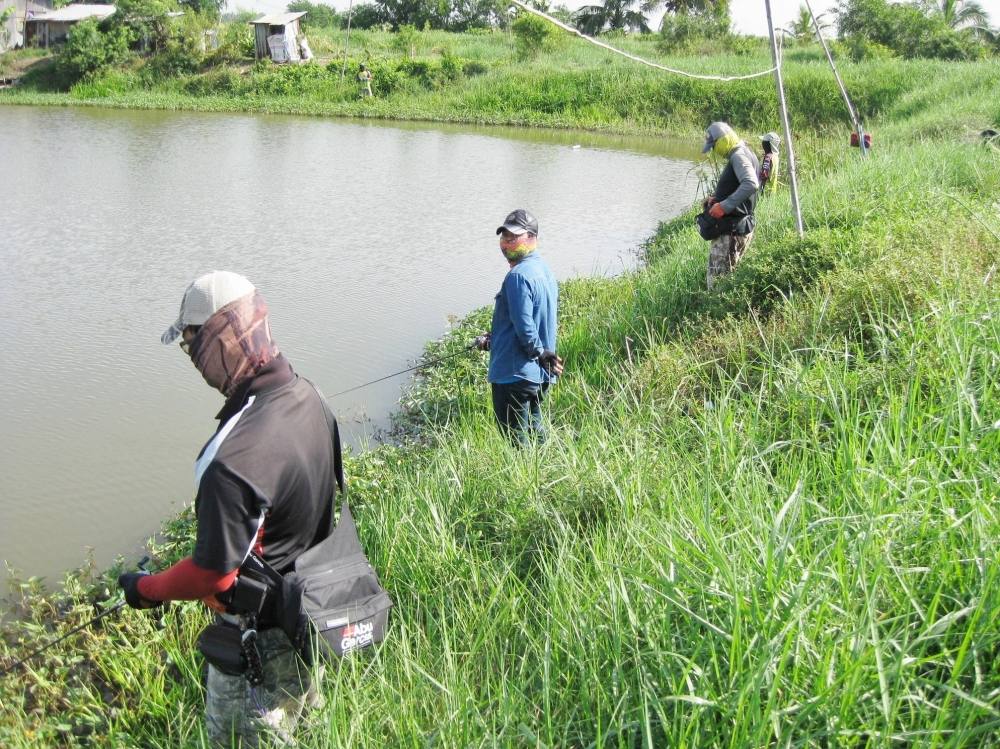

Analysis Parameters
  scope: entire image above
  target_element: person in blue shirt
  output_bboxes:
[476,209,563,444]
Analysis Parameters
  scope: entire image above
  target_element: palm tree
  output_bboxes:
[572,0,656,34]
[922,0,994,39]
[781,4,832,43]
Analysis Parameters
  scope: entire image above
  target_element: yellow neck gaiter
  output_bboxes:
[713,131,740,158]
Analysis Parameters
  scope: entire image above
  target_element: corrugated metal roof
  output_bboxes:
[30,4,116,22]
[250,11,306,25]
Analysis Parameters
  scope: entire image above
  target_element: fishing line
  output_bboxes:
[1,556,151,676]
[0,601,127,676]
[327,343,478,398]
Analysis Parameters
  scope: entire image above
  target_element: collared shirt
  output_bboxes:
[193,356,334,574]
[488,252,558,385]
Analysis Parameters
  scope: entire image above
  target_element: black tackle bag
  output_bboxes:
[275,495,393,664]
[696,208,755,241]
[264,382,393,665]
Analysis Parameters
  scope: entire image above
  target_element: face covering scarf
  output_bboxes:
[188,292,279,398]
[500,233,537,265]
[713,130,741,158]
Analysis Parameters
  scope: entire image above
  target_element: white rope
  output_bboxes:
[507,0,777,82]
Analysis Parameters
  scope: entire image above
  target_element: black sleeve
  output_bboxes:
[192,462,267,572]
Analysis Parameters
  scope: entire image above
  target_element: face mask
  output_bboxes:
[189,292,279,397]
[712,131,740,158]
[499,233,537,264]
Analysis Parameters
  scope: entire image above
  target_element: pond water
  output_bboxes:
[0,104,698,585]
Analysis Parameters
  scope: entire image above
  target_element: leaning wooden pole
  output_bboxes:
[764,0,804,238]
[340,0,355,81]
[804,0,867,157]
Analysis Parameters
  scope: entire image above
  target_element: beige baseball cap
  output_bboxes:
[160,271,255,344]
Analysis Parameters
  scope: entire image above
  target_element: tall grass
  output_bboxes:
[1,46,999,749]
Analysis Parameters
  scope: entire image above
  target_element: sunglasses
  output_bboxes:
[179,325,202,354]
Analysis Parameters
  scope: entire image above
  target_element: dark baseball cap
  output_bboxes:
[496,209,538,236]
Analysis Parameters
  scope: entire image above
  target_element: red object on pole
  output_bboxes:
[850,132,873,149]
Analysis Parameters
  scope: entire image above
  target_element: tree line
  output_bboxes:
[287,0,996,59]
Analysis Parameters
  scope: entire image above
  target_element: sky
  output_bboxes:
[239,0,1000,36]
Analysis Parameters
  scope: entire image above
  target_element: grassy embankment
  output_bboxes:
[1,39,1000,748]
[0,28,994,137]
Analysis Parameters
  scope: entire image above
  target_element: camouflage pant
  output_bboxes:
[205,626,322,748]
[706,231,754,289]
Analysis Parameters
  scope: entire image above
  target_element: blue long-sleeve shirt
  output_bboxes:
[488,253,559,385]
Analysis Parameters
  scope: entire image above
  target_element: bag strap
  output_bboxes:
[242,378,347,585]
[303,377,345,496]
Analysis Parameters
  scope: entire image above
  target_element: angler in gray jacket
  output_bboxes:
[702,121,760,289]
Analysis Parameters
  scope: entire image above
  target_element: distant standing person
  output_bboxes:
[475,209,563,444]
[758,132,781,193]
[701,121,760,289]
[358,63,373,98]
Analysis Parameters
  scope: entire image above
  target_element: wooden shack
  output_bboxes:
[250,11,305,63]
[2,0,53,51]
[25,3,115,47]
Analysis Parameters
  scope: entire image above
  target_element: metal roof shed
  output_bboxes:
[26,4,115,47]
[249,11,305,62]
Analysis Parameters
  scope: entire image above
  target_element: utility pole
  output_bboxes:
[764,0,804,238]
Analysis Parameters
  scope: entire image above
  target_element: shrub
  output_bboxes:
[512,12,558,59]
[0,6,14,50]
[440,48,463,80]
[463,59,488,76]
[844,35,896,62]
[729,33,764,57]
[70,67,141,97]
[364,58,407,95]
[244,60,338,96]
[658,12,731,54]
[57,19,131,85]
[396,56,450,88]
[147,16,206,78]
[183,66,243,94]
[837,0,989,60]
[392,24,421,57]
[206,20,255,64]
[108,0,177,52]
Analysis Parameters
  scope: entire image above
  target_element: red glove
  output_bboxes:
[708,202,726,219]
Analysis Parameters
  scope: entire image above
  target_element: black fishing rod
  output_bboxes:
[328,342,479,398]
[0,557,150,677]
[0,600,128,677]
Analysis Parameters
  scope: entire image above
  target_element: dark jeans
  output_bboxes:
[491,381,548,445]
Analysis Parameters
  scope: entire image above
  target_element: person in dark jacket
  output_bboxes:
[475,209,563,444]
[702,121,760,289]
[118,271,333,747]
